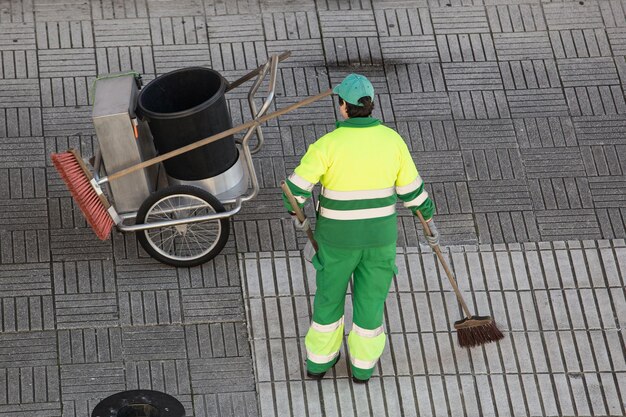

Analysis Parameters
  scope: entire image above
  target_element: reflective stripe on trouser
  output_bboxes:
[305,316,344,372]
[348,323,386,380]
[306,242,396,377]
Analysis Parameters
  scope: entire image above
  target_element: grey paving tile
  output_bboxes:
[92,18,151,48]
[0,23,36,51]
[468,180,533,212]
[153,44,210,75]
[33,0,90,22]
[0,331,57,367]
[573,115,626,145]
[543,2,605,30]
[494,32,553,61]
[0,79,39,107]
[150,16,207,45]
[514,117,578,148]
[558,57,621,87]
[506,88,570,118]
[35,20,93,50]
[456,119,517,150]
[581,144,626,176]
[0,49,38,78]
[588,176,626,208]
[0,402,61,417]
[375,7,432,37]
[263,11,320,41]
[125,359,192,409]
[0,0,33,24]
[181,287,244,323]
[520,147,586,179]
[186,322,250,359]
[58,327,123,364]
[56,293,119,329]
[122,325,187,360]
[443,62,503,91]
[551,29,613,59]
[267,39,325,67]
[190,356,255,394]
[599,0,626,28]
[499,59,561,89]
[386,60,445,94]
[192,392,259,417]
[91,0,149,19]
[449,90,510,119]
[536,209,602,241]
[487,4,546,33]
[436,33,496,62]
[608,27,626,55]
[146,0,204,17]
[380,35,438,62]
[430,6,489,34]
[0,364,59,404]
[323,36,383,66]
[119,289,181,326]
[390,92,452,120]
[96,46,155,75]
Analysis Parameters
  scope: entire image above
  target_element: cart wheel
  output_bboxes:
[136,185,229,267]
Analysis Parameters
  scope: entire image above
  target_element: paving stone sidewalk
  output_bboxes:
[0,0,626,416]
[241,241,626,417]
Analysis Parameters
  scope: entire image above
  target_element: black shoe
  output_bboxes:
[352,376,369,384]
[306,353,341,380]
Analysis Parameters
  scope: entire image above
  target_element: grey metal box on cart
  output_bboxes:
[92,73,158,214]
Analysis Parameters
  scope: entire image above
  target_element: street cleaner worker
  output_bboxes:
[282,74,439,383]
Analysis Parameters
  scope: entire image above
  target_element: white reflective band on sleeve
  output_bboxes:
[396,176,423,195]
[322,187,394,201]
[403,191,429,208]
[352,323,384,338]
[319,205,396,220]
[310,317,344,333]
[288,173,315,191]
[307,350,339,364]
[350,356,378,370]
[294,195,307,204]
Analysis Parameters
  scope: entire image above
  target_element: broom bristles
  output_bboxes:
[51,150,114,240]
[455,316,504,348]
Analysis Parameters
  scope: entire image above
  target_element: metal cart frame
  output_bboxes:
[91,54,282,267]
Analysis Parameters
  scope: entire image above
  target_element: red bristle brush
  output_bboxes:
[417,212,504,348]
[51,149,115,240]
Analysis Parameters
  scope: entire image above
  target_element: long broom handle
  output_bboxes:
[108,89,333,182]
[280,181,318,252]
[226,51,290,92]
[417,211,473,318]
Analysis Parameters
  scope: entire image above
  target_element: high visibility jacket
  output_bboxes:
[283,117,434,248]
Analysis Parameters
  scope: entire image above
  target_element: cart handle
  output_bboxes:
[102,87,333,183]
[247,54,280,154]
[226,51,291,92]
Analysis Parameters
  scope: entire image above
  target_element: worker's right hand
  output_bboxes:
[425,219,440,248]
[290,212,309,231]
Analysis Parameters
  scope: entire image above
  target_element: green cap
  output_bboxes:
[332,73,374,106]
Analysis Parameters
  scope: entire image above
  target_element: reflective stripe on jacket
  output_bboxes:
[283,117,429,248]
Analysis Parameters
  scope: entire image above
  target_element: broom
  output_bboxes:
[417,212,504,348]
[52,86,333,240]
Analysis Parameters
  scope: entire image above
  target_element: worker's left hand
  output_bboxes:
[425,219,440,248]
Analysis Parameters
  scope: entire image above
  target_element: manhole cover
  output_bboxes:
[91,390,185,417]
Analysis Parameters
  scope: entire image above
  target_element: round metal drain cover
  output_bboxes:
[91,390,185,417]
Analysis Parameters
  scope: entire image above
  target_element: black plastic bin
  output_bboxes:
[137,67,237,181]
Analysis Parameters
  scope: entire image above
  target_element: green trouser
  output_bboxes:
[305,242,397,380]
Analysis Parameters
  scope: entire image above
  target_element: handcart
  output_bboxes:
[80,52,329,267]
